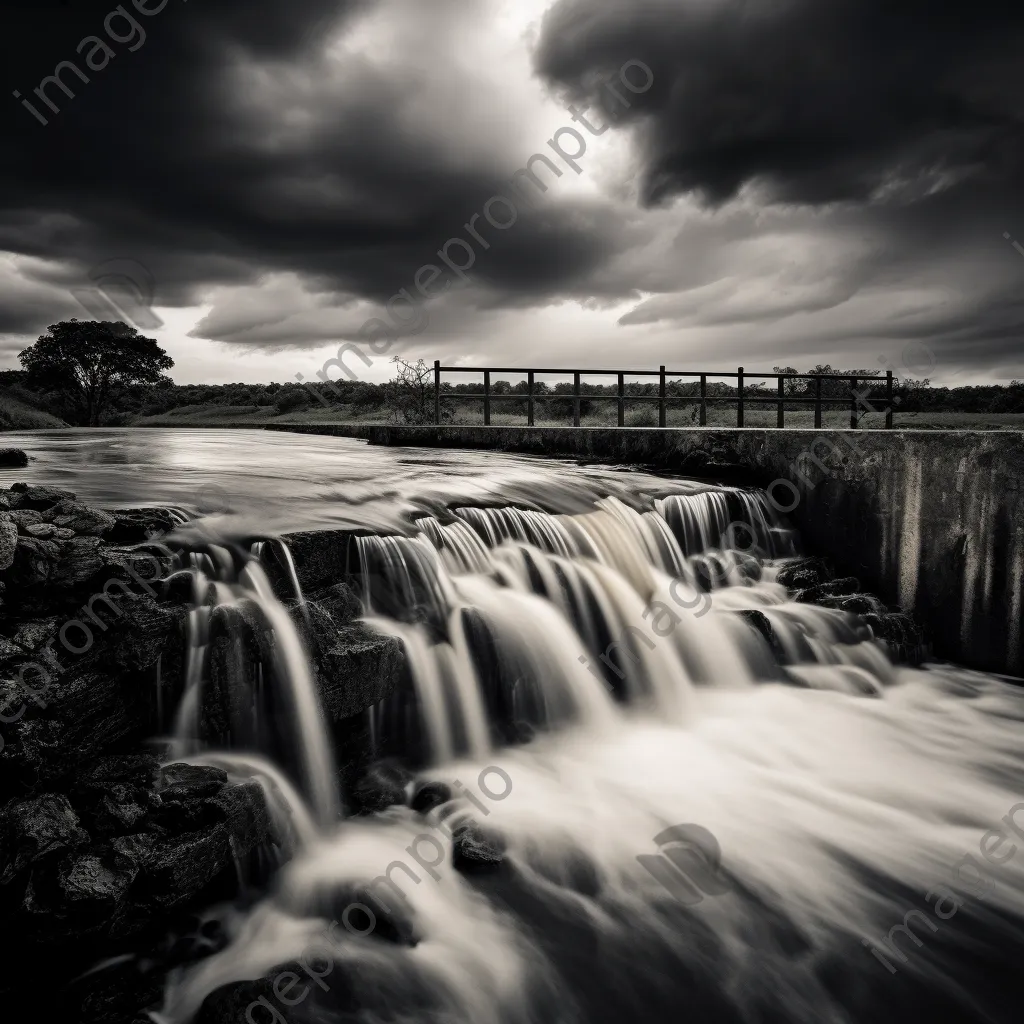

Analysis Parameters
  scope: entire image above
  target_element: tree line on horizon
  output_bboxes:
[3,321,1024,427]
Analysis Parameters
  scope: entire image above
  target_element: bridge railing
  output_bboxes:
[431,363,895,429]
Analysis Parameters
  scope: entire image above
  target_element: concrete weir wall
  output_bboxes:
[270,424,1024,678]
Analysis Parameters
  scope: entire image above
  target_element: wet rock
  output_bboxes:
[863,611,926,664]
[775,557,831,590]
[158,763,229,801]
[0,794,90,885]
[149,764,231,833]
[353,759,412,814]
[24,521,58,539]
[160,569,195,603]
[58,850,136,908]
[47,499,117,537]
[0,597,187,792]
[7,534,62,587]
[818,593,886,616]
[452,821,506,872]
[106,508,179,545]
[9,509,44,530]
[0,448,29,468]
[794,577,860,603]
[7,483,76,510]
[283,529,362,593]
[70,753,162,836]
[0,519,16,570]
[308,580,363,623]
[310,622,404,723]
[737,610,786,662]
[410,781,452,814]
[126,780,273,909]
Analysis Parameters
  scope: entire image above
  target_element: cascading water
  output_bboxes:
[167,538,339,830]
[153,478,1024,1024]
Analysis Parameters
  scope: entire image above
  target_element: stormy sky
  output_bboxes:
[1,0,1022,384]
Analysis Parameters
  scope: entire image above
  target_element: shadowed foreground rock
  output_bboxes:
[0,447,29,468]
[0,482,408,1022]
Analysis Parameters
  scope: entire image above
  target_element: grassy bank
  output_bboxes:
[0,388,68,430]
[130,402,1024,431]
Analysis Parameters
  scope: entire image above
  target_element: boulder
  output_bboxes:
[736,609,787,662]
[107,508,180,545]
[7,534,62,587]
[24,522,58,539]
[282,530,363,593]
[0,448,29,468]
[774,557,831,590]
[70,753,162,836]
[124,780,274,909]
[9,509,44,530]
[452,821,506,872]
[308,622,404,722]
[0,794,90,886]
[7,483,76,511]
[47,499,117,537]
[0,519,16,570]
[0,596,187,793]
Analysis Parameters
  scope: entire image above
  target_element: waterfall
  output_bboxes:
[153,478,1024,1024]
[169,540,340,830]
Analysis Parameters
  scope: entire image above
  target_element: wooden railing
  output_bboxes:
[431,363,895,429]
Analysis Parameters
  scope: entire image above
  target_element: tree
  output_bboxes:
[384,357,440,423]
[18,320,173,426]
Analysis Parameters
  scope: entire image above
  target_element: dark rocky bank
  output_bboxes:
[0,482,406,1022]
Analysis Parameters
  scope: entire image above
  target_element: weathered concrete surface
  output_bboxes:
[267,424,1024,677]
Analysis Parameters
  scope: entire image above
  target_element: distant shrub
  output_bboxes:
[625,404,659,427]
[274,388,312,414]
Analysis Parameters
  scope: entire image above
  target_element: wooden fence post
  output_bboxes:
[433,360,440,425]
[737,367,744,427]
[659,366,667,427]
[777,375,785,428]
[849,376,857,430]
[617,372,625,427]
[814,376,822,429]
[699,374,707,426]
[528,370,535,427]
[484,370,491,426]
[886,370,894,429]
[573,372,581,427]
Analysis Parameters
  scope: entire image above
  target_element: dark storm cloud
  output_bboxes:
[0,0,627,346]
[533,0,1024,372]
[534,0,1024,206]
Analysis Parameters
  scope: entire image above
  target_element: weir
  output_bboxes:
[266,424,1024,677]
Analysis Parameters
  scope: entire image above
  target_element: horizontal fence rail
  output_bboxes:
[431,363,895,429]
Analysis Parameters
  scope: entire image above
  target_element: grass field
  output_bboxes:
[128,401,1024,431]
